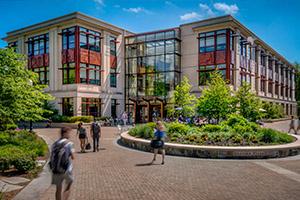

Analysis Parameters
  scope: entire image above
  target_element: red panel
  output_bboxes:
[199,52,214,66]
[62,49,75,64]
[215,51,226,64]
[80,48,89,63]
[89,51,101,66]
[110,55,117,68]
[28,54,49,68]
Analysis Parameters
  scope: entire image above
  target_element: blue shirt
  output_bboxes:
[154,130,166,140]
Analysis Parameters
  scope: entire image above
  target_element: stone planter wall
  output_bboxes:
[120,132,300,159]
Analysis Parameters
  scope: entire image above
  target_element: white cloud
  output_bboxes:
[165,1,175,6]
[180,12,201,21]
[199,3,215,17]
[213,3,239,15]
[123,7,151,14]
[93,0,104,6]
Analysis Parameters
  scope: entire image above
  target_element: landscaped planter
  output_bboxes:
[120,131,300,159]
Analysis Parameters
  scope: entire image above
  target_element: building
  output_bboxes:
[3,12,297,122]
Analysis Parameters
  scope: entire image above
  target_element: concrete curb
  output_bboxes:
[13,130,55,200]
[120,132,300,159]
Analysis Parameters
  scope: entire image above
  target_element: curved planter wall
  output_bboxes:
[120,132,300,159]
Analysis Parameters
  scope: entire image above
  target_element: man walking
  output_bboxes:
[49,127,75,200]
[288,116,297,134]
[91,120,101,152]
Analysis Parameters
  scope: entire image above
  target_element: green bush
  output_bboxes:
[68,116,94,123]
[262,102,284,119]
[166,122,190,135]
[201,124,222,132]
[0,130,47,172]
[0,145,36,172]
[128,123,156,139]
[51,114,70,123]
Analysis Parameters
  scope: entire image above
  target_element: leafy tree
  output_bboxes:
[197,72,236,123]
[295,63,300,115]
[167,76,196,118]
[235,83,262,121]
[0,48,53,130]
[262,101,284,119]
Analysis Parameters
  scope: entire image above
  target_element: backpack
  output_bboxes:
[92,123,100,134]
[49,139,70,174]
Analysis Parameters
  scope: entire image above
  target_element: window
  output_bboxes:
[79,27,101,52]
[62,27,75,49]
[33,66,49,85]
[110,68,117,87]
[82,98,101,117]
[110,36,117,56]
[198,64,226,85]
[62,98,74,116]
[199,30,227,53]
[28,33,49,56]
[63,63,76,84]
[111,99,117,118]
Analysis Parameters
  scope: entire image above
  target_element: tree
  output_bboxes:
[235,83,262,122]
[0,48,53,130]
[295,63,300,116]
[197,72,235,123]
[167,76,196,118]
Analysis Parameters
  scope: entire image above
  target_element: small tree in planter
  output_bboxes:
[235,83,262,122]
[197,72,236,123]
[167,76,196,118]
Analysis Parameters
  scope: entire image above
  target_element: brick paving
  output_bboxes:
[35,121,300,200]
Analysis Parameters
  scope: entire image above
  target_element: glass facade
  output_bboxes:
[125,29,181,122]
[110,36,117,87]
[62,98,74,116]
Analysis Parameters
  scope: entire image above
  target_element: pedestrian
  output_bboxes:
[77,122,87,153]
[150,121,166,165]
[90,120,101,152]
[288,116,297,134]
[49,127,75,200]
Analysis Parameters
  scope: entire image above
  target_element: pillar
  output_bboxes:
[255,46,261,95]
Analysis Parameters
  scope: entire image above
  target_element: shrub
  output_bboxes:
[0,145,36,172]
[166,122,190,135]
[257,128,293,144]
[201,124,222,133]
[128,123,156,139]
[68,116,94,123]
[262,102,284,119]
[51,114,70,123]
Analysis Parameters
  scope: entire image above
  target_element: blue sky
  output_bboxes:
[0,0,299,63]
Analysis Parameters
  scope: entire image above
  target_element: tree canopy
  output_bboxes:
[167,76,196,118]
[197,72,235,122]
[0,48,53,130]
[235,83,262,122]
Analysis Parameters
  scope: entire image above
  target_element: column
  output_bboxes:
[255,46,261,95]
[265,53,269,96]
[282,65,286,100]
[74,96,82,116]
[292,69,295,101]
[278,62,282,97]
[234,30,241,91]
[272,57,276,97]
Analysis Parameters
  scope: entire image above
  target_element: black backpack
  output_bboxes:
[92,123,100,134]
[49,139,70,174]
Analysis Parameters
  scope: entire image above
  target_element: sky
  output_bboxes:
[0,0,299,63]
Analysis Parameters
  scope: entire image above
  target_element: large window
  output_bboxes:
[110,68,117,87]
[62,98,74,116]
[80,63,101,85]
[28,33,49,56]
[63,63,76,84]
[199,30,226,53]
[79,27,101,52]
[33,66,49,85]
[82,98,101,117]
[198,64,226,85]
[62,27,75,49]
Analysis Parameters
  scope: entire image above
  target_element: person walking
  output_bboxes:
[77,122,87,153]
[288,116,297,134]
[90,120,101,152]
[49,127,75,200]
[150,121,166,165]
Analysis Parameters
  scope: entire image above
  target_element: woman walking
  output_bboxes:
[77,122,87,152]
[150,121,166,165]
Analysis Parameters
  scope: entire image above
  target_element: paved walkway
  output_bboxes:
[29,121,300,200]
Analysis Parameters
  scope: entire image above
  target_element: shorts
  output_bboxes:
[52,171,74,186]
[79,134,86,139]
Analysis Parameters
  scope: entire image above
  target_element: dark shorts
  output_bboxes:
[150,140,164,149]
[52,171,74,186]
[79,134,86,139]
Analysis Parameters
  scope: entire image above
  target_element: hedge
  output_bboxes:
[0,130,47,172]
